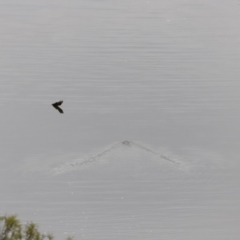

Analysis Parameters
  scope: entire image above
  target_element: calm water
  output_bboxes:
[0,0,240,239]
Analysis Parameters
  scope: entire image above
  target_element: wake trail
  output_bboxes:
[73,142,121,166]
[131,142,180,164]
[53,142,122,174]
[53,141,180,175]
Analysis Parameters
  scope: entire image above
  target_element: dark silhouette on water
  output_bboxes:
[52,100,64,114]
[122,140,132,147]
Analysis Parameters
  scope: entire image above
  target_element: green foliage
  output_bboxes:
[0,215,21,240]
[0,215,72,240]
[65,237,74,240]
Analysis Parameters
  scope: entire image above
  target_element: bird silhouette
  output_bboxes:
[52,100,64,114]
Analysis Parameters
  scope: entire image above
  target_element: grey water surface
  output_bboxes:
[1,0,240,239]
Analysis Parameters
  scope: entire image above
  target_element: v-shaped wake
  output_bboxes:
[53,141,180,175]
